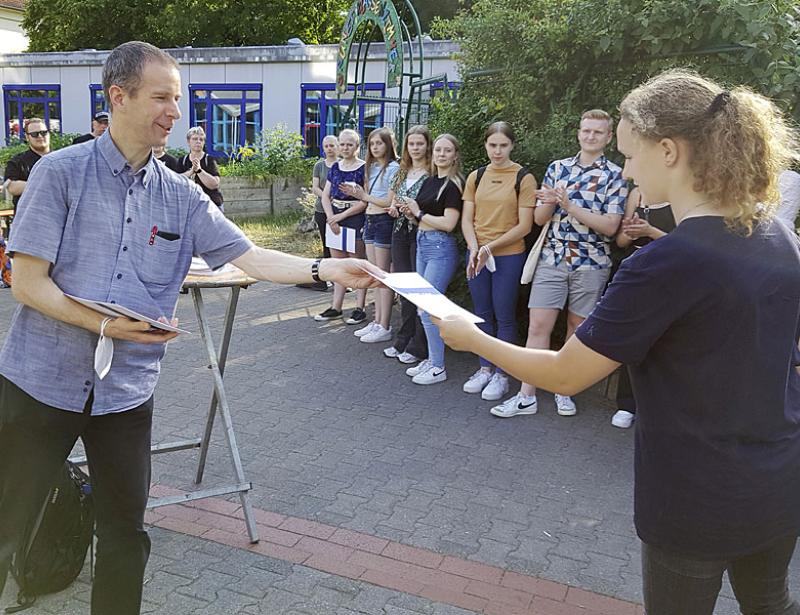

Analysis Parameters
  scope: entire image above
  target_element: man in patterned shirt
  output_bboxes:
[490,109,627,419]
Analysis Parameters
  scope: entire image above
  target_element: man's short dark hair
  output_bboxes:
[102,41,179,112]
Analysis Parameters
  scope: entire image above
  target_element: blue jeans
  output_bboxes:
[466,251,526,371]
[641,537,799,615]
[416,230,459,369]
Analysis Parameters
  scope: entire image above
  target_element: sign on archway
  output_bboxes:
[336,0,404,94]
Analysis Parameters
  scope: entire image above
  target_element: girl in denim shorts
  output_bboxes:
[342,128,400,342]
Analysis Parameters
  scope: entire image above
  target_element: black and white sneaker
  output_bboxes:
[412,366,447,385]
[314,307,343,321]
[490,394,538,418]
[345,307,367,325]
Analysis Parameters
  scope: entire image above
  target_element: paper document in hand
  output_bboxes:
[65,294,191,334]
[378,272,484,323]
[325,225,356,253]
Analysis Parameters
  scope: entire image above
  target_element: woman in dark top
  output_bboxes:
[610,186,675,428]
[399,134,463,385]
[435,69,800,615]
[176,127,224,208]
[383,126,432,365]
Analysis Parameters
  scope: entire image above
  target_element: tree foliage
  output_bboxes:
[23,0,352,50]
[411,0,472,34]
[430,0,800,177]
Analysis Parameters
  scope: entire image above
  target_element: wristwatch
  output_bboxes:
[311,257,323,282]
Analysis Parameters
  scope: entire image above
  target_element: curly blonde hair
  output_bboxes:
[620,69,799,234]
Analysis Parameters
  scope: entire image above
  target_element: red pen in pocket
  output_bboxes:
[149,225,158,245]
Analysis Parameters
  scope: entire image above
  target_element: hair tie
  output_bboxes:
[709,91,731,114]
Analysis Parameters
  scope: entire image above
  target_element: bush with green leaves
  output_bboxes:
[428,0,800,317]
[220,124,314,182]
[431,0,800,180]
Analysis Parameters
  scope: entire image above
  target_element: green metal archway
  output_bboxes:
[334,0,449,147]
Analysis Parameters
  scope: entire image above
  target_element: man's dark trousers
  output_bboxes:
[0,376,152,615]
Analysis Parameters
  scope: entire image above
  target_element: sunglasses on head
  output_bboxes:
[28,130,49,138]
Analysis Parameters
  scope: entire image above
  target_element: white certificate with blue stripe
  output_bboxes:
[325,225,357,253]
[372,272,484,324]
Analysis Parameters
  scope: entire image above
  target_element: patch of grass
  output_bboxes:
[237,212,321,257]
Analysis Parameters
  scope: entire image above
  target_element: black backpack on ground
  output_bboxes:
[6,462,95,613]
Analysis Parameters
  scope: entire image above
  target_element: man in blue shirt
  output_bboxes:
[0,41,377,615]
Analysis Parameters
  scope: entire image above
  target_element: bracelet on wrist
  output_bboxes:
[311,257,323,282]
[416,211,424,222]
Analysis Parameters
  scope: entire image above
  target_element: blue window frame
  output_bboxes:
[2,84,61,144]
[89,83,108,119]
[188,84,263,157]
[429,81,461,100]
[301,83,385,158]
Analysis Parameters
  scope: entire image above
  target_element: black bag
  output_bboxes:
[6,462,95,613]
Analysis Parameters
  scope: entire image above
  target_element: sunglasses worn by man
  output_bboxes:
[27,130,49,138]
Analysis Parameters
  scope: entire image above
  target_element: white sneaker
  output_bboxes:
[490,394,538,418]
[555,394,577,416]
[397,352,420,364]
[462,369,493,394]
[412,366,447,385]
[611,410,635,429]
[354,321,377,337]
[383,346,400,358]
[361,325,393,343]
[406,359,432,377]
[481,373,509,401]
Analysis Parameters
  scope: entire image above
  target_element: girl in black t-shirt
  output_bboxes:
[399,134,464,386]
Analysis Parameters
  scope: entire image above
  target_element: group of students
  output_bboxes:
[309,112,667,427]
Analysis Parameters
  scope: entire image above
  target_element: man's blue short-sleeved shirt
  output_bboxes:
[577,216,800,559]
[1,131,253,415]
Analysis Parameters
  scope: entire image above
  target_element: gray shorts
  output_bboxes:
[528,259,610,318]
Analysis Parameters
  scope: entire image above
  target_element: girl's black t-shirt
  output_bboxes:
[577,217,800,559]
[416,175,463,217]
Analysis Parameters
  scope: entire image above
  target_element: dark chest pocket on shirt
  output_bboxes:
[137,237,182,287]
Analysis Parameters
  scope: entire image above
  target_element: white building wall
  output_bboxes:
[0,42,460,148]
[262,62,303,133]
[0,8,26,54]
[60,66,94,133]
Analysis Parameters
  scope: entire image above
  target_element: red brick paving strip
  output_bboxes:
[147,484,641,615]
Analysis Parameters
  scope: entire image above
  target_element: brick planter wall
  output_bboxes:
[221,176,306,219]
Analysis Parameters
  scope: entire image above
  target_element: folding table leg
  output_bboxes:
[195,286,239,484]
[191,287,259,543]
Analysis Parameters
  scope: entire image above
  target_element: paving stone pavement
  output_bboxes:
[1,527,478,615]
[0,282,796,614]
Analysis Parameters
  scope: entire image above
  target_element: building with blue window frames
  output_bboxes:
[0,42,458,156]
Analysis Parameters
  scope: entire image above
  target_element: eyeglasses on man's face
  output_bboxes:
[27,130,49,138]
